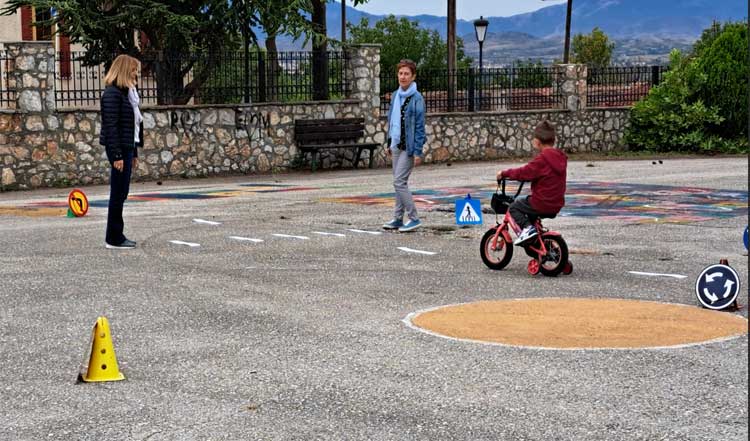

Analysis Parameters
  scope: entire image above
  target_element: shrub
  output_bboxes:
[625,22,748,153]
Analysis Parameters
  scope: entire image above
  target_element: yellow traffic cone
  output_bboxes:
[80,316,125,382]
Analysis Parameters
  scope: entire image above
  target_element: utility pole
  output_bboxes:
[563,0,573,63]
[542,0,573,63]
[341,0,346,43]
[447,0,456,111]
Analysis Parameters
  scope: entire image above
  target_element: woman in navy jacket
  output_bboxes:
[99,54,144,249]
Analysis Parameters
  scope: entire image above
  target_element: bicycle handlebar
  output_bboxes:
[497,177,525,199]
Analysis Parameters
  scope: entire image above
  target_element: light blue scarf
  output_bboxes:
[389,82,417,149]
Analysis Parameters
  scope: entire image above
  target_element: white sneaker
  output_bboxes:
[514,226,538,246]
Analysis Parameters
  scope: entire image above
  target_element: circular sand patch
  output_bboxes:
[408,298,748,349]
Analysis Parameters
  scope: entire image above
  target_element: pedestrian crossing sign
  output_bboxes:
[456,194,483,226]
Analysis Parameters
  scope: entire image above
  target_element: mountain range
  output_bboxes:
[267,0,747,64]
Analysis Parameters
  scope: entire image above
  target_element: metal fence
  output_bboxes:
[1,51,15,109]
[381,67,565,114]
[586,66,667,107]
[55,51,350,108]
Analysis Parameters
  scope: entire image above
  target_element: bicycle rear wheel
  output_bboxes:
[538,235,568,277]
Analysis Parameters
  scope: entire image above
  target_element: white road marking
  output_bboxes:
[628,271,687,279]
[228,236,264,243]
[193,218,221,225]
[398,247,437,255]
[272,234,310,240]
[312,231,347,237]
[169,240,200,247]
[347,229,383,235]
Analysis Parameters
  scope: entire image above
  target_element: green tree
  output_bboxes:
[625,21,748,154]
[348,15,472,74]
[571,27,614,67]
[0,0,321,104]
[693,21,748,137]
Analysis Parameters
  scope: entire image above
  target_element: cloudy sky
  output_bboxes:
[348,0,568,20]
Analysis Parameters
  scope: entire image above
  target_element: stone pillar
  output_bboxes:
[557,64,587,112]
[5,41,56,114]
[2,42,59,189]
[345,44,380,119]
[345,44,384,166]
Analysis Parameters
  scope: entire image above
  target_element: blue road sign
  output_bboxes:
[695,264,741,310]
[743,226,748,250]
[456,194,483,226]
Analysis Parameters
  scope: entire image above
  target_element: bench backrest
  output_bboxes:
[294,118,365,144]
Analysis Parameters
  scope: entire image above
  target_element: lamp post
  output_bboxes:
[473,16,488,110]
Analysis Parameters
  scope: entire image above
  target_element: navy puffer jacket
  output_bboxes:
[99,85,143,161]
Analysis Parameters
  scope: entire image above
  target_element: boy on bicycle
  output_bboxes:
[496,120,567,246]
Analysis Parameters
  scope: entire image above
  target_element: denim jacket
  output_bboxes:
[387,91,426,157]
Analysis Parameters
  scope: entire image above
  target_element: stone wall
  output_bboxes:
[370,108,630,166]
[1,101,376,189]
[1,41,632,191]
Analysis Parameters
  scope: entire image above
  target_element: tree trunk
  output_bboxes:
[156,50,186,105]
[266,34,280,102]
[311,0,328,101]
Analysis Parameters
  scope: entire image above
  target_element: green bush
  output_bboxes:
[625,22,749,154]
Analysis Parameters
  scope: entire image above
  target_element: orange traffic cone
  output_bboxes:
[79,317,125,383]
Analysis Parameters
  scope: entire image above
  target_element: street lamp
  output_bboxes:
[474,16,489,110]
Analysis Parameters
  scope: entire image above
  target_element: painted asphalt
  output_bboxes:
[0,157,747,440]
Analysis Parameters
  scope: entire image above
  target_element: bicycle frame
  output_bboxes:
[489,207,566,259]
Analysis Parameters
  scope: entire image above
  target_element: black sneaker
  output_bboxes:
[105,239,136,249]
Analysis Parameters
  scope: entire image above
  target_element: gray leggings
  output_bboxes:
[391,148,419,221]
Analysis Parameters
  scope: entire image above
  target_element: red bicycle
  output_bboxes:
[480,178,573,276]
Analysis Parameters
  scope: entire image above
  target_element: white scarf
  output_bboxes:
[128,87,143,143]
[389,82,417,148]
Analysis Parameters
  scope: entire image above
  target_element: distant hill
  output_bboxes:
[264,0,746,63]
[459,32,695,66]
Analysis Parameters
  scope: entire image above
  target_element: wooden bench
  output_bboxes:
[294,118,379,171]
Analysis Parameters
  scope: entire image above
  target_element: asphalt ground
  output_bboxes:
[0,157,748,440]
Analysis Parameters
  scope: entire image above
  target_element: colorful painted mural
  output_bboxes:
[0,183,318,217]
[2,181,746,224]
[320,181,748,224]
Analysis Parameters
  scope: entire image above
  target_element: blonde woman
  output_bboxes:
[99,54,143,249]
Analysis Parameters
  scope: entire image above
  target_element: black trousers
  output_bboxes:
[105,150,133,245]
[509,195,539,230]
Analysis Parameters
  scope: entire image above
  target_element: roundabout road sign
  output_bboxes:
[695,264,741,310]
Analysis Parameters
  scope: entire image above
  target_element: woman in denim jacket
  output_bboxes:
[382,59,426,232]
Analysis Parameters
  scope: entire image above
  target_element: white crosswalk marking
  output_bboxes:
[347,229,382,235]
[398,247,436,255]
[312,231,347,237]
[169,240,200,247]
[193,218,221,225]
[272,234,310,240]
[628,271,687,279]
[228,236,264,243]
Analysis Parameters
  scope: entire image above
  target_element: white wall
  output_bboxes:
[0,2,22,45]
